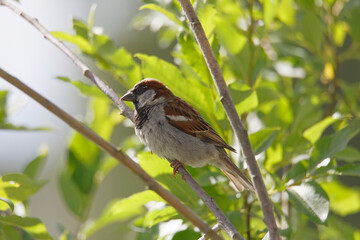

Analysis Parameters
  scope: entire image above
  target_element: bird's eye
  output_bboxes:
[135,85,147,95]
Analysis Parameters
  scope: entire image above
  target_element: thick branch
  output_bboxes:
[177,0,280,239]
[0,68,222,240]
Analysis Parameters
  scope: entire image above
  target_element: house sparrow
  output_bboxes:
[121,79,254,192]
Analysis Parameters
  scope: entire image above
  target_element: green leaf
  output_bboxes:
[349,8,360,43]
[0,90,8,122]
[0,197,14,212]
[322,181,360,216]
[229,82,258,116]
[197,4,217,38]
[263,0,278,27]
[138,152,200,208]
[335,163,360,177]
[287,181,329,224]
[334,146,360,162]
[214,18,247,55]
[23,150,47,179]
[82,190,162,238]
[303,116,338,144]
[173,230,201,240]
[57,76,105,98]
[140,4,184,28]
[0,123,49,131]
[59,173,88,218]
[51,31,95,54]
[0,215,53,240]
[0,173,46,202]
[143,206,178,227]
[277,0,295,26]
[249,127,280,155]
[178,33,210,84]
[301,11,323,53]
[309,119,360,169]
[284,160,309,185]
[73,18,89,40]
[136,54,213,117]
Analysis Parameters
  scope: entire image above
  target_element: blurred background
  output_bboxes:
[0,0,170,239]
[1,0,360,239]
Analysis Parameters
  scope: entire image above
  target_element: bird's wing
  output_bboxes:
[164,97,236,152]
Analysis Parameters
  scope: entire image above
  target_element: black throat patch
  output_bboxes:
[134,106,152,129]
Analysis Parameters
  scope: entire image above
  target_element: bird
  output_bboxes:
[121,78,254,192]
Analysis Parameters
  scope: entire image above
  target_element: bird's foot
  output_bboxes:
[170,160,185,178]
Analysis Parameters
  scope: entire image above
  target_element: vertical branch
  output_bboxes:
[177,1,280,239]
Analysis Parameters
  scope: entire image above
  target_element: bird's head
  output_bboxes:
[121,79,173,109]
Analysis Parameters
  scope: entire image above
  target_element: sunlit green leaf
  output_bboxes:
[51,31,94,54]
[57,76,105,98]
[278,0,295,26]
[229,82,258,116]
[303,116,338,144]
[138,152,200,207]
[214,18,246,55]
[140,4,184,28]
[143,206,178,227]
[287,181,329,224]
[249,127,280,155]
[321,181,360,216]
[82,190,162,238]
[136,54,213,117]
[0,197,14,212]
[197,4,217,38]
[0,215,53,240]
[0,173,46,202]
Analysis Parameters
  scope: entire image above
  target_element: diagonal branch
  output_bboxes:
[0,68,222,240]
[0,1,245,239]
[177,0,280,239]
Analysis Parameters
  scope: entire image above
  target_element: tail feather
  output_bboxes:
[219,154,254,192]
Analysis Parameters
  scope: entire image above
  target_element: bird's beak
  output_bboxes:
[121,91,136,102]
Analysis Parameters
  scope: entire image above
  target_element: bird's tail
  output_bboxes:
[220,155,254,192]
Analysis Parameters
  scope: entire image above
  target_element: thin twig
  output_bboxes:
[177,167,244,240]
[0,0,133,121]
[0,68,222,240]
[0,1,243,239]
[177,0,280,239]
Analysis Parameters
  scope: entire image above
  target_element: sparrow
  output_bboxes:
[121,79,254,192]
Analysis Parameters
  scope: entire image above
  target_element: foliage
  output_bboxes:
[2,0,360,239]
[0,150,52,239]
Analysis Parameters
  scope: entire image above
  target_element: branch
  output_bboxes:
[0,1,244,239]
[177,1,280,239]
[0,0,133,121]
[0,68,222,240]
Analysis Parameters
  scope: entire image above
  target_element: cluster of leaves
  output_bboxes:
[0,150,52,239]
[2,0,360,239]
[52,0,360,239]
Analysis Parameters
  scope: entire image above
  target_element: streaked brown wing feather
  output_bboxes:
[164,97,236,152]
